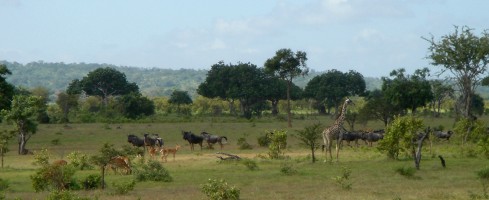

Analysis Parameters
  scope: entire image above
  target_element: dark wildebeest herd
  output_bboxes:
[330,127,455,149]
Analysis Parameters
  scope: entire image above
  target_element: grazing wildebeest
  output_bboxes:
[182,131,204,151]
[361,131,384,147]
[143,133,164,148]
[434,130,454,141]
[201,131,228,150]
[339,131,363,147]
[127,134,145,147]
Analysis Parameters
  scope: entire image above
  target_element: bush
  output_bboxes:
[81,174,102,190]
[257,135,270,147]
[133,160,172,182]
[333,167,352,190]
[112,180,136,195]
[268,130,287,159]
[237,137,252,150]
[31,164,77,192]
[46,190,90,200]
[280,162,298,175]
[242,159,259,171]
[395,166,416,178]
[0,178,9,192]
[201,178,240,200]
[67,151,93,170]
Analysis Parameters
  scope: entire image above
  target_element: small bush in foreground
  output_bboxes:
[133,160,172,182]
[112,180,136,195]
[395,166,416,178]
[81,174,102,190]
[333,167,352,190]
[46,190,91,200]
[201,178,240,200]
[242,159,259,171]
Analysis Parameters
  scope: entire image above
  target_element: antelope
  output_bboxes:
[160,144,181,162]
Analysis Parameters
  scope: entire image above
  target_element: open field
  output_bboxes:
[0,115,488,199]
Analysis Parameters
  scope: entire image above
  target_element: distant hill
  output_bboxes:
[0,60,418,100]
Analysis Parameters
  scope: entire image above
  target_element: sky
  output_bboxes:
[1,0,488,77]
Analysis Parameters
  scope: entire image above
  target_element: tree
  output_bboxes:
[358,90,401,127]
[168,90,192,115]
[90,143,120,189]
[424,26,489,119]
[304,69,366,115]
[295,123,322,163]
[56,92,79,123]
[0,64,15,113]
[430,80,454,117]
[198,61,235,114]
[382,68,433,114]
[1,95,41,155]
[30,86,50,123]
[265,48,308,127]
[118,92,155,119]
[263,77,302,116]
[75,67,140,106]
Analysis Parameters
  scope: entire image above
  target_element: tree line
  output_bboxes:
[1,26,489,156]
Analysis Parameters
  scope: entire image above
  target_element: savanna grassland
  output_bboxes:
[0,115,488,200]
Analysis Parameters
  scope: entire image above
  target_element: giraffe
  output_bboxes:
[322,97,354,162]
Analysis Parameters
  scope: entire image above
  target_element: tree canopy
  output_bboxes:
[264,48,308,127]
[0,64,15,112]
[424,26,489,118]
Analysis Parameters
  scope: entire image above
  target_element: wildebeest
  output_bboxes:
[339,131,363,147]
[182,131,204,151]
[361,130,384,147]
[127,134,145,147]
[143,133,164,148]
[201,131,228,150]
[434,130,454,141]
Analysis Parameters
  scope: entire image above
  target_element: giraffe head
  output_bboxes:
[345,97,355,106]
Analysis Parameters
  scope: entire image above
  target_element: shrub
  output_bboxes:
[46,190,90,200]
[268,130,287,159]
[0,178,9,192]
[67,151,93,170]
[32,148,50,166]
[201,178,240,200]
[257,134,270,147]
[31,164,77,192]
[112,180,136,195]
[333,167,352,190]
[81,174,102,190]
[242,159,259,171]
[395,166,416,178]
[280,162,298,175]
[237,137,252,150]
[133,160,172,182]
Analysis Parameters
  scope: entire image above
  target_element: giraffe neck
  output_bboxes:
[334,101,349,126]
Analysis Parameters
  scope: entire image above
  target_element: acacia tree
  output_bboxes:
[1,95,41,155]
[358,90,401,127]
[424,26,489,119]
[295,123,322,163]
[0,130,15,167]
[265,49,308,127]
[56,92,79,123]
[90,143,120,189]
[168,90,193,115]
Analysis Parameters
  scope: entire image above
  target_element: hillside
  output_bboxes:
[0,60,391,100]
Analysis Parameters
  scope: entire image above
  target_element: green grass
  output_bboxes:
[0,115,488,199]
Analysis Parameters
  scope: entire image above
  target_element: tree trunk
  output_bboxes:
[414,132,429,170]
[271,100,279,116]
[311,145,316,163]
[18,131,27,155]
[101,166,106,189]
[1,148,4,168]
[286,81,292,127]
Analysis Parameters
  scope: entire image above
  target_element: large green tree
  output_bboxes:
[264,48,308,127]
[358,89,402,127]
[430,80,454,117]
[304,69,365,115]
[424,26,489,119]
[263,77,302,116]
[1,95,41,155]
[70,67,139,106]
[0,64,15,112]
[198,61,235,114]
[382,68,433,114]
[56,92,79,123]
[118,92,155,119]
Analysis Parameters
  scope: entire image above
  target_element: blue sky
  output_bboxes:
[1,0,488,77]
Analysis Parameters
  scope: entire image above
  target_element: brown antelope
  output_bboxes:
[52,159,68,166]
[148,146,158,159]
[160,144,181,162]
[106,156,131,175]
